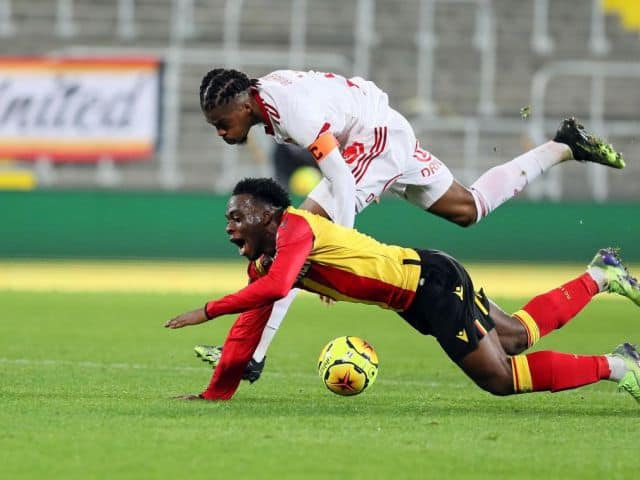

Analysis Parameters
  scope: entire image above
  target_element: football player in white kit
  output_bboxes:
[195,68,625,382]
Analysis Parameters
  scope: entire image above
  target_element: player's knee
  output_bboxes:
[451,203,478,228]
[501,336,529,356]
[475,374,514,396]
[495,315,530,355]
[504,322,530,355]
[470,359,514,396]
[512,339,529,356]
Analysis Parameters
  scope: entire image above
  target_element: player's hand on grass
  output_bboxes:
[319,294,335,306]
[164,308,208,329]
[172,394,203,400]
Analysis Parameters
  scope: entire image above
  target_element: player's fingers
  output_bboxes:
[172,393,202,400]
[165,318,182,328]
[318,294,335,305]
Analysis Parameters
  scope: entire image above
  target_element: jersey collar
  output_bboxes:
[250,87,275,136]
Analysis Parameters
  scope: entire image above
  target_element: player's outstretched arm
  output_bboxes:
[308,132,356,228]
[164,307,208,329]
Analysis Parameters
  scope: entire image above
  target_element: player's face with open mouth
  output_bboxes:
[225,194,273,261]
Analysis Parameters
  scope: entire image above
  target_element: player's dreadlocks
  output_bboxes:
[233,178,291,209]
[199,68,259,112]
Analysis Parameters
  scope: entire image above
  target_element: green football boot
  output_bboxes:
[588,248,640,306]
[194,344,266,383]
[554,117,625,169]
[609,343,640,403]
[194,344,222,367]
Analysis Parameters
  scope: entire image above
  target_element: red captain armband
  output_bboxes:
[307,132,339,163]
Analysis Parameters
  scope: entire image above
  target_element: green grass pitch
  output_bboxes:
[1,271,638,479]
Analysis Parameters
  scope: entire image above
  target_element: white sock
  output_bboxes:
[252,288,299,362]
[470,141,572,222]
[606,355,627,382]
[586,267,607,293]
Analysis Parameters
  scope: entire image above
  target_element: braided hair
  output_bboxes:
[199,68,259,112]
[233,178,291,209]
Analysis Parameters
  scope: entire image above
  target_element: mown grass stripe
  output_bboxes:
[1,260,636,298]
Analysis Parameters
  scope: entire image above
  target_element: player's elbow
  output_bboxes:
[269,284,292,301]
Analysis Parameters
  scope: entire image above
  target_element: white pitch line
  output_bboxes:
[0,357,203,372]
[0,357,455,388]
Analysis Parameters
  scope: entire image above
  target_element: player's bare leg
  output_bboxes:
[485,301,529,355]
[425,141,571,226]
[457,329,514,395]
[483,248,640,357]
[425,180,478,227]
[456,327,640,402]
[425,118,623,226]
[457,248,640,401]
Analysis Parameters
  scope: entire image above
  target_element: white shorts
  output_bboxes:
[307,108,454,220]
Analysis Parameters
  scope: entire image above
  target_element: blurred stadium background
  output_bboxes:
[0,0,638,259]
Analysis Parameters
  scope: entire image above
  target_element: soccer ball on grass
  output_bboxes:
[317,336,379,396]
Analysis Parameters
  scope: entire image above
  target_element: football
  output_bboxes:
[317,336,379,396]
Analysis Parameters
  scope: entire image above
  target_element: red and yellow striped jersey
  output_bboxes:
[289,207,421,311]
[205,206,421,320]
[201,206,422,400]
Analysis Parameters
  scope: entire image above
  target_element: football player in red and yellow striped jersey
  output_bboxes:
[165,178,640,403]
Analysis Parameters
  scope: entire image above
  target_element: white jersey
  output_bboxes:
[254,70,454,216]
[256,70,390,148]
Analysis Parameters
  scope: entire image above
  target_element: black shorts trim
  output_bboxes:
[398,249,495,361]
[402,259,422,265]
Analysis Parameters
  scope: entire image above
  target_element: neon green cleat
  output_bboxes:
[610,343,640,403]
[554,117,625,169]
[193,344,266,383]
[194,344,222,368]
[588,248,640,306]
